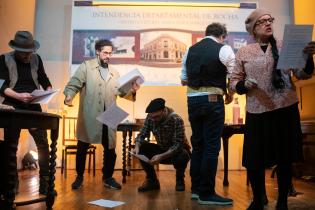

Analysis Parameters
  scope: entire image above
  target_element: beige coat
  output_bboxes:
[64,58,134,149]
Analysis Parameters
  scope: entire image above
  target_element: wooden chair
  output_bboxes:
[61,116,96,177]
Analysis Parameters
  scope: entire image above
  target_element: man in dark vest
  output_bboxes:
[0,31,53,195]
[180,23,235,206]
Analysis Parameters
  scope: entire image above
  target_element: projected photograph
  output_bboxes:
[72,30,140,64]
[139,30,191,68]
[226,32,255,53]
[192,32,255,53]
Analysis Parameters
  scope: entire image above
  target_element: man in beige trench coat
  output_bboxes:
[64,39,139,190]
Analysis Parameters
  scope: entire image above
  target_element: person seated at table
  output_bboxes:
[133,98,191,192]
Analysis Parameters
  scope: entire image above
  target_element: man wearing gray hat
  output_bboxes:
[133,98,191,192]
[0,31,53,195]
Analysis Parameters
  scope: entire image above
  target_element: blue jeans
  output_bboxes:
[188,95,224,197]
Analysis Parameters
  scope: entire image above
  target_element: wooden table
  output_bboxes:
[222,124,245,186]
[222,121,315,186]
[116,122,245,186]
[0,109,60,210]
[301,120,315,143]
[298,120,315,178]
[117,123,143,183]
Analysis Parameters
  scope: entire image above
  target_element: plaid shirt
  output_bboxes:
[136,107,190,154]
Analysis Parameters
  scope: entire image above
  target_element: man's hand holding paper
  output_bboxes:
[118,69,144,94]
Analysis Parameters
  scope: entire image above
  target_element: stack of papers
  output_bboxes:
[129,151,150,163]
[118,69,144,93]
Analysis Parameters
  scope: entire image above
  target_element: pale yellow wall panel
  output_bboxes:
[294,0,315,39]
[0,0,36,53]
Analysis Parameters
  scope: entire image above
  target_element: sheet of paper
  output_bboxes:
[129,151,150,163]
[96,103,129,129]
[277,24,313,69]
[118,69,144,93]
[0,79,4,89]
[88,199,125,208]
[30,89,60,104]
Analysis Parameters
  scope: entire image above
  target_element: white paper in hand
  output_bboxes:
[129,151,150,163]
[0,79,4,89]
[30,89,60,104]
[96,103,129,129]
[118,69,144,93]
[277,24,313,69]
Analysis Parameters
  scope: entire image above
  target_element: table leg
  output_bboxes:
[223,137,229,186]
[122,130,127,183]
[46,128,58,210]
[4,128,19,210]
[127,130,132,176]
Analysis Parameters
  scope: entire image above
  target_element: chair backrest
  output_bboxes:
[62,116,78,146]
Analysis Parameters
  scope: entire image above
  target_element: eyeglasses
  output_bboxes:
[255,17,275,26]
[100,51,113,56]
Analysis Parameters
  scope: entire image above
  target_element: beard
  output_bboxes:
[98,57,109,68]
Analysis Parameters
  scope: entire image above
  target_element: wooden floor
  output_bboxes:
[15,169,315,210]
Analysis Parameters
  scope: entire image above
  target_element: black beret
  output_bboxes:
[145,98,165,113]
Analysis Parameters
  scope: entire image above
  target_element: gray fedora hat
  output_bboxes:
[8,31,40,52]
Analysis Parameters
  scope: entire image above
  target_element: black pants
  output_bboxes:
[139,143,190,180]
[76,124,116,180]
[247,163,291,205]
[4,127,49,177]
[0,140,5,195]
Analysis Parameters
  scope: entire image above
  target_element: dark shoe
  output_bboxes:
[138,179,160,192]
[175,178,185,191]
[191,191,199,200]
[104,177,121,190]
[247,201,263,210]
[72,176,83,190]
[198,193,233,205]
[288,183,298,197]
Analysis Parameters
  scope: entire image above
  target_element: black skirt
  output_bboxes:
[242,103,303,169]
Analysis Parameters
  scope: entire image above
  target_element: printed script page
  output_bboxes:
[96,103,129,129]
[277,24,313,69]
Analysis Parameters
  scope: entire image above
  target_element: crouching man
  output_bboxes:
[133,98,191,192]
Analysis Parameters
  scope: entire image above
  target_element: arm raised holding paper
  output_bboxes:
[63,39,140,190]
[229,10,314,209]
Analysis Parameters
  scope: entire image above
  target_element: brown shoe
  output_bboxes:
[138,179,160,192]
